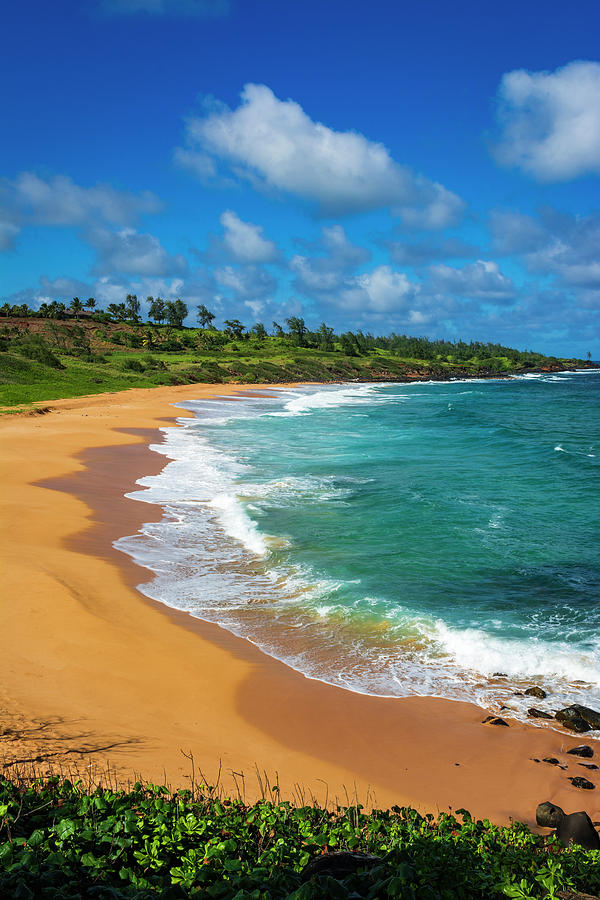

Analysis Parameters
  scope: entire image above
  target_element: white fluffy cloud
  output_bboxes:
[215,264,277,315]
[490,208,600,289]
[87,227,188,277]
[291,227,424,318]
[492,61,600,181]
[0,172,161,250]
[429,260,516,301]
[176,84,464,225]
[11,173,160,226]
[387,235,480,266]
[219,210,278,263]
[315,224,371,269]
[291,225,370,293]
[0,216,20,251]
[340,265,419,313]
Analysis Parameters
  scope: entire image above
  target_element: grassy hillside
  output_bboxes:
[0,317,592,408]
[1,776,598,899]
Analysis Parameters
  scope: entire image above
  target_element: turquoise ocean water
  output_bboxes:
[116,371,600,728]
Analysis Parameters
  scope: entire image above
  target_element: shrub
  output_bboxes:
[123,332,143,349]
[142,355,167,370]
[0,779,599,899]
[12,334,64,369]
[120,358,145,373]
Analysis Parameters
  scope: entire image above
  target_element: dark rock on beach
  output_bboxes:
[556,811,600,850]
[557,891,600,900]
[482,715,509,726]
[301,851,382,882]
[568,776,596,790]
[558,715,592,734]
[556,705,600,731]
[536,801,565,828]
[525,686,547,699]
[542,757,562,767]
[567,745,594,758]
[528,707,554,719]
[579,763,599,770]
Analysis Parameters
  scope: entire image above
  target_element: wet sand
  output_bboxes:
[1,383,598,827]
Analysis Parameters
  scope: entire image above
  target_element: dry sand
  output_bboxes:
[1,383,598,828]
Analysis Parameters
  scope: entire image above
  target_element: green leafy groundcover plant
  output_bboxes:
[0,778,598,899]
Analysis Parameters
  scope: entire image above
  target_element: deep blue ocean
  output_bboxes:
[117,371,600,726]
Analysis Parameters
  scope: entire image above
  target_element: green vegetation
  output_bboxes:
[0,299,593,408]
[1,777,598,899]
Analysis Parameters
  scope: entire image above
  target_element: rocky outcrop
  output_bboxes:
[537,802,600,851]
[556,705,600,731]
[301,851,382,882]
[528,707,553,719]
[556,708,592,733]
[567,745,594,758]
[568,776,596,790]
[536,801,565,828]
[525,686,547,699]
[542,757,566,768]
[556,811,600,850]
[557,891,600,900]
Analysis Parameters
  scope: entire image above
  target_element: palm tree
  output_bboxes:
[70,297,84,320]
[125,294,141,323]
[85,297,96,312]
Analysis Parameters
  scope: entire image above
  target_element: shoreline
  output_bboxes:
[1,383,598,828]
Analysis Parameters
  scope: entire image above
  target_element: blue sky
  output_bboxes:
[2,0,599,356]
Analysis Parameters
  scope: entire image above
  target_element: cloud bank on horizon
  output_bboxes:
[2,0,599,357]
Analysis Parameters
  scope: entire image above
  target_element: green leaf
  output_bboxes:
[55,818,76,841]
[26,829,46,848]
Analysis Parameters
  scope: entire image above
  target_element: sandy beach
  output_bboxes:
[1,383,598,828]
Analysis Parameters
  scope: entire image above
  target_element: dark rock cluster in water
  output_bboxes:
[556,705,600,733]
[525,686,547,699]
[499,681,600,736]
[528,707,554,719]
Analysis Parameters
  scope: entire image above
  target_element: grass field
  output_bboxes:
[1,317,590,409]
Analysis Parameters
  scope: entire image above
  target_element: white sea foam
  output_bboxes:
[431,620,600,686]
[114,383,600,734]
[208,493,267,556]
[269,383,385,417]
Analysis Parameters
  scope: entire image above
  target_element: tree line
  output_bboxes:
[0,297,565,365]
